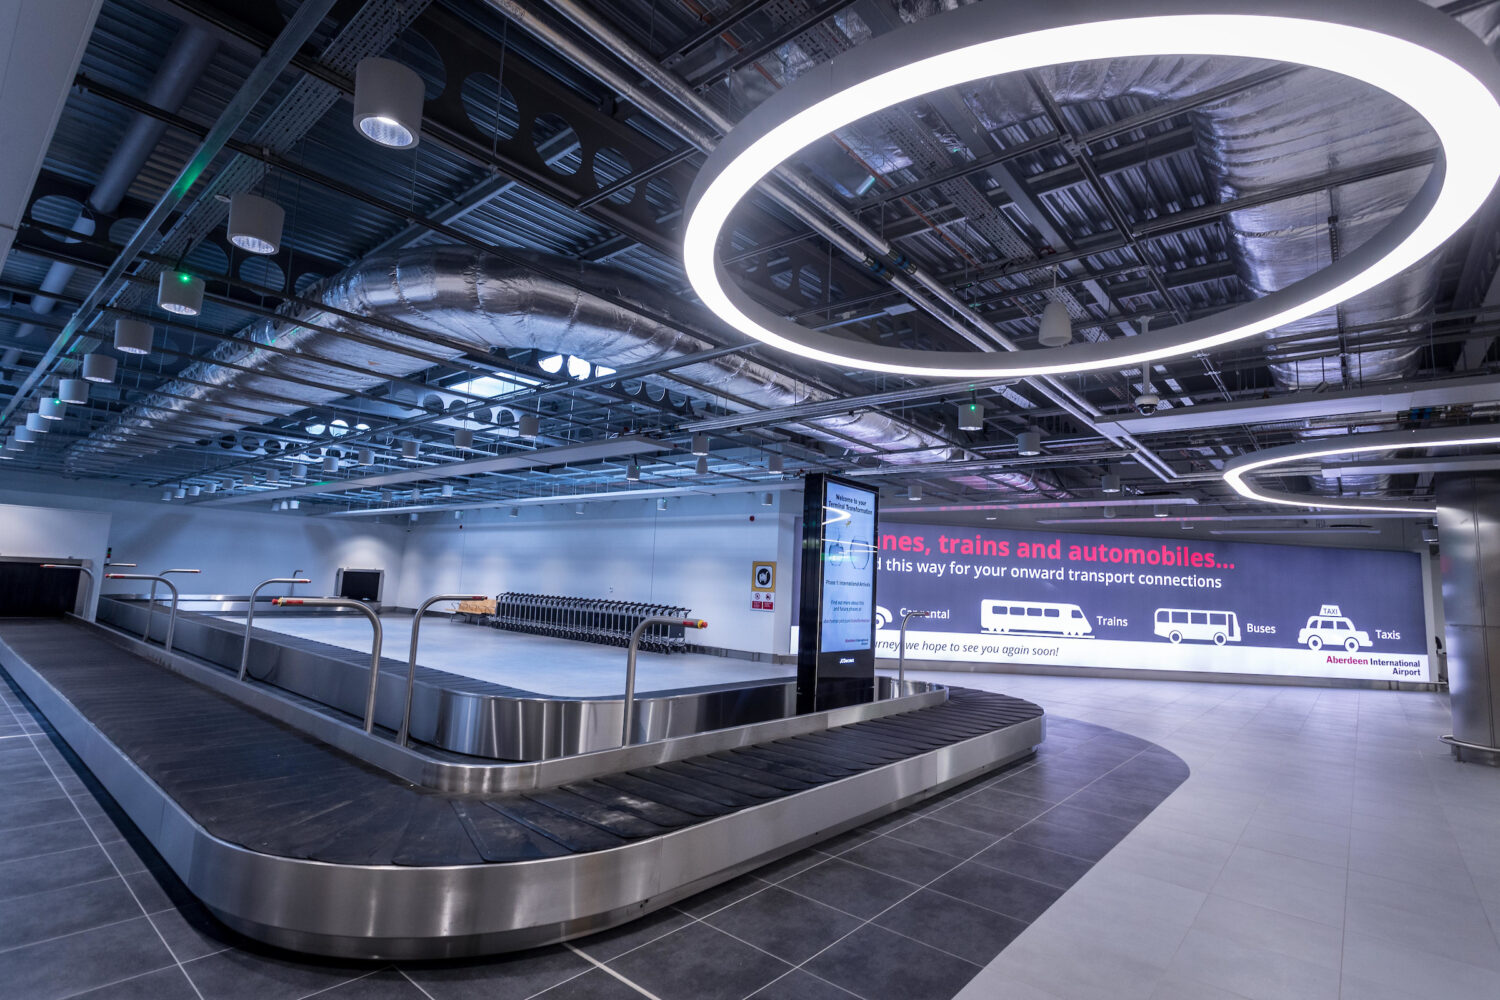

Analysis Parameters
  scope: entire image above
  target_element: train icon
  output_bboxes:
[980,600,1092,637]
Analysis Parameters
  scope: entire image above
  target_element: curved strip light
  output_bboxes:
[683,0,1500,378]
[1222,426,1500,515]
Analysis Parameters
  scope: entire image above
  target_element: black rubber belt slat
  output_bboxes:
[559,780,699,829]
[710,749,840,784]
[737,742,867,777]
[451,800,572,863]
[594,772,735,818]
[657,760,785,799]
[792,733,906,765]
[769,736,892,769]
[390,797,485,867]
[523,788,673,839]
[686,754,816,791]
[248,792,415,863]
[483,798,631,853]
[622,767,765,809]
[832,723,948,753]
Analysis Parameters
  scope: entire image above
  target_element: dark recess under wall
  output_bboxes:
[0,561,77,616]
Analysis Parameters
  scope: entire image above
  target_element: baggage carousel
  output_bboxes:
[0,610,1044,960]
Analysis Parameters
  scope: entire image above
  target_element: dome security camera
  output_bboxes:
[1134,391,1160,415]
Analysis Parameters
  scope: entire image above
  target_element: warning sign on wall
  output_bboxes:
[751,560,776,611]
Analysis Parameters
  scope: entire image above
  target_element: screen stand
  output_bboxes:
[796,474,879,714]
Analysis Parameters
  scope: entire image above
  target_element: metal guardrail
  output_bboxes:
[41,563,95,621]
[623,616,708,747]
[273,598,383,733]
[898,609,932,687]
[238,577,311,682]
[399,593,486,747]
[105,573,181,651]
[490,593,691,651]
[148,568,200,609]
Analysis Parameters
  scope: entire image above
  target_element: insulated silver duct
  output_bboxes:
[64,246,953,473]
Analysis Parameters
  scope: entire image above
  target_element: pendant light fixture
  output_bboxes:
[657,498,668,511]
[59,378,88,404]
[958,397,984,432]
[322,454,338,475]
[353,58,425,148]
[81,353,117,383]
[161,489,173,501]
[402,439,420,460]
[359,448,375,466]
[768,453,783,474]
[1038,300,1072,348]
[227,192,285,255]
[14,426,37,444]
[294,464,308,481]
[25,414,49,433]
[174,486,186,499]
[114,318,154,354]
[518,413,539,438]
[691,433,710,456]
[626,462,641,482]
[38,398,65,420]
[574,503,585,516]
[441,484,454,497]
[454,427,474,450]
[908,482,923,502]
[1017,430,1042,456]
[188,485,201,497]
[510,507,520,517]
[761,492,774,506]
[1101,470,1122,493]
[695,456,709,475]
[157,271,204,316]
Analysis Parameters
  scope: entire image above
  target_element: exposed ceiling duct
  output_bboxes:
[64,246,954,474]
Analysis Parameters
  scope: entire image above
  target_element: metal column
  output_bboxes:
[1436,474,1500,763]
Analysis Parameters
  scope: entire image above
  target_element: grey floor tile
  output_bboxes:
[1190,894,1342,971]
[704,885,860,964]
[572,907,694,963]
[181,947,373,1000]
[1167,925,1339,1000]
[68,966,201,999]
[928,861,1065,923]
[838,834,961,885]
[0,794,78,831]
[780,857,916,919]
[1341,929,1500,1000]
[401,945,590,1000]
[804,923,978,1000]
[874,887,1027,965]
[883,816,997,860]
[749,969,860,999]
[0,876,141,953]
[750,849,830,885]
[148,904,239,962]
[307,969,431,998]
[929,798,1031,838]
[672,873,767,918]
[530,968,646,999]
[1007,804,1139,862]
[0,916,175,1000]
[972,838,1093,889]
[608,921,791,1000]
[0,843,116,900]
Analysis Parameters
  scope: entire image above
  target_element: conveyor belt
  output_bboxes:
[0,617,1043,957]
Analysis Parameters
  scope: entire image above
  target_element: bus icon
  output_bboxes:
[981,600,1092,637]
[1154,608,1241,646]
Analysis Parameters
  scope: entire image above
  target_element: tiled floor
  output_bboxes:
[215,614,794,697]
[4,663,1498,1000]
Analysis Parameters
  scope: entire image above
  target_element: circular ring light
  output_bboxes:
[1222,426,1500,515]
[684,0,1500,378]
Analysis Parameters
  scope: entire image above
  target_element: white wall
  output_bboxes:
[0,474,407,600]
[395,492,793,655]
[0,500,112,616]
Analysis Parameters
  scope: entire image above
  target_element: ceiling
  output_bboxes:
[3,0,1500,529]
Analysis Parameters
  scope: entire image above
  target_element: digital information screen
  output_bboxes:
[797,474,880,712]
[873,522,1430,682]
[819,478,878,653]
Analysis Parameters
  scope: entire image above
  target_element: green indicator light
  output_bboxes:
[180,273,191,283]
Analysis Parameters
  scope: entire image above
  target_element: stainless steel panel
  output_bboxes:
[86,609,948,793]
[0,630,1042,959]
[1437,477,1483,629]
[1445,625,1492,748]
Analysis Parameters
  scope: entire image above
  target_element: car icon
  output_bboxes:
[1297,613,1371,652]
